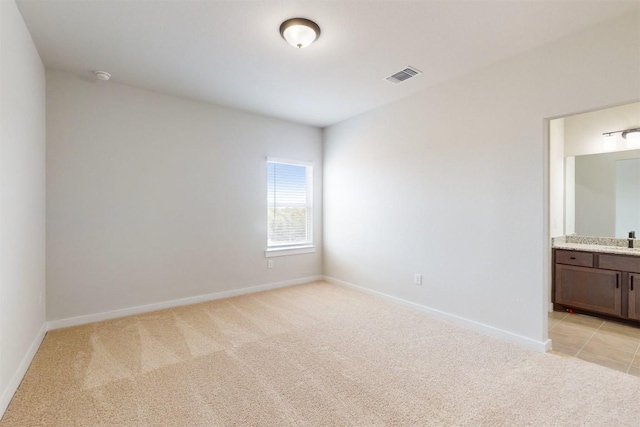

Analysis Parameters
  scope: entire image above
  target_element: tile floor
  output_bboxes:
[549,311,640,377]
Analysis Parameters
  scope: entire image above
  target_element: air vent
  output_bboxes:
[385,66,422,84]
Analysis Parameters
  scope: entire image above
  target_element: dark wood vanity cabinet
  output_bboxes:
[629,273,640,321]
[555,264,621,316]
[553,249,640,323]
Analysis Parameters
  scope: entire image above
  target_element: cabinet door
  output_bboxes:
[555,265,622,317]
[629,273,640,321]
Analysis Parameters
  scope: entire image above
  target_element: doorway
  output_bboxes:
[547,102,640,376]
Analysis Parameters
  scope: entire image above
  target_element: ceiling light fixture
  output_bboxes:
[94,71,111,81]
[279,18,320,49]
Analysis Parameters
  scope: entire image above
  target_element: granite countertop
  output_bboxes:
[553,242,640,256]
[552,235,640,257]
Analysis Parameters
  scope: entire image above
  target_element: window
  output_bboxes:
[266,158,313,255]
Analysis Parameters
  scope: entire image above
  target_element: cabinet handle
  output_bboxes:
[570,257,576,260]
[616,274,619,289]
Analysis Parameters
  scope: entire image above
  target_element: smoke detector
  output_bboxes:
[94,71,111,81]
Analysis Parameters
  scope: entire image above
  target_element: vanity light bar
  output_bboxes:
[602,127,640,139]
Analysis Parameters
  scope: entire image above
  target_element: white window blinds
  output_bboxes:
[267,159,313,248]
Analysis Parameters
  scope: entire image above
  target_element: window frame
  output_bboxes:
[265,157,315,257]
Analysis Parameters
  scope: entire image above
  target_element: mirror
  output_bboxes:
[571,149,640,238]
[550,101,640,239]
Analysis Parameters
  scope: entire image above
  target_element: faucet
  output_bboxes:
[629,231,636,248]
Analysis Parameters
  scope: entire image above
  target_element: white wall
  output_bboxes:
[0,0,47,417]
[323,13,640,349]
[46,69,322,322]
[548,118,564,309]
[549,118,565,238]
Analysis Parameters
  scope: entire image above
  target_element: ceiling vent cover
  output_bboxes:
[385,66,422,84]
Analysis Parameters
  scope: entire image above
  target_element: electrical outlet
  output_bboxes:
[268,260,273,269]
[414,274,422,285]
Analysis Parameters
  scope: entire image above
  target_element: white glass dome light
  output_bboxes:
[280,18,321,49]
[622,128,640,145]
[602,128,640,148]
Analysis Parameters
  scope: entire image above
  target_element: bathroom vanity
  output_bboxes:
[553,239,640,322]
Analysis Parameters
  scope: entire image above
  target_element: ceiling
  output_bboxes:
[16,0,639,128]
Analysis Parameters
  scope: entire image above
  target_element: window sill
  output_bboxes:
[265,245,316,258]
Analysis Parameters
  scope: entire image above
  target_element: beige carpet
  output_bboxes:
[1,281,639,426]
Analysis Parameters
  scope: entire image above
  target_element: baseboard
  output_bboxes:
[0,322,47,419]
[46,275,323,331]
[324,276,550,353]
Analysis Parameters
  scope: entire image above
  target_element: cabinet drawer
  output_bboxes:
[598,254,640,273]
[555,250,593,267]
